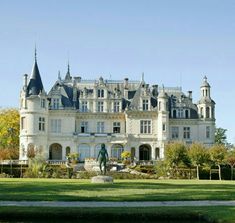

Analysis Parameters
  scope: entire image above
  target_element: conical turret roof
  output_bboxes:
[26,56,44,96]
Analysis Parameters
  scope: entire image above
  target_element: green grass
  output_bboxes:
[0,178,235,201]
[0,206,235,223]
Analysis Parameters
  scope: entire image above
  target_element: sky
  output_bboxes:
[0,0,234,144]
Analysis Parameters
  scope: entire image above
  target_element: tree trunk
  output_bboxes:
[218,165,221,181]
[196,165,199,180]
[209,168,212,180]
[231,166,234,181]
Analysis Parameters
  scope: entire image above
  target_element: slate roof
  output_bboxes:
[26,60,44,96]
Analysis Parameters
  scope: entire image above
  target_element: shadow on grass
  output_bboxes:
[0,180,235,201]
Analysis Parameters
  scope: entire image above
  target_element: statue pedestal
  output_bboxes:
[91,175,113,184]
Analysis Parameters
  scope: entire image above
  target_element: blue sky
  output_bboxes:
[0,0,234,143]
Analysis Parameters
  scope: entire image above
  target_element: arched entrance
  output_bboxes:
[111,144,124,160]
[49,143,62,160]
[139,144,151,161]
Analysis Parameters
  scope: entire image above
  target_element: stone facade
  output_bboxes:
[19,56,216,162]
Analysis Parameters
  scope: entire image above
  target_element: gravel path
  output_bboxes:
[0,200,235,207]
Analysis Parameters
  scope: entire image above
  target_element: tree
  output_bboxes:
[226,149,235,180]
[188,143,209,180]
[0,108,19,159]
[209,144,227,180]
[215,127,227,145]
[165,142,191,177]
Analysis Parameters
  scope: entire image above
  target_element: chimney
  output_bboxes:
[74,76,81,83]
[124,78,129,89]
[188,91,192,100]
[152,85,158,97]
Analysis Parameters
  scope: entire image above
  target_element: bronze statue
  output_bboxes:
[97,143,109,175]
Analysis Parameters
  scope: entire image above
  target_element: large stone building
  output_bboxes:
[19,55,216,162]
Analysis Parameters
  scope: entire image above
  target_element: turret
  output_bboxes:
[157,87,169,155]
[19,49,48,161]
[197,76,215,119]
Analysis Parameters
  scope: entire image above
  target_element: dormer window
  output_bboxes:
[41,99,46,108]
[114,101,120,112]
[81,101,88,112]
[52,98,60,109]
[98,89,104,98]
[142,99,149,111]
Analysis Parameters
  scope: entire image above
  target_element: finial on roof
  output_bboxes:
[203,75,207,81]
[162,84,165,92]
[141,72,144,82]
[65,60,71,81]
[67,61,70,75]
[58,70,61,80]
[34,44,37,62]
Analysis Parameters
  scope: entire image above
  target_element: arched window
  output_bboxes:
[66,147,71,156]
[94,144,102,159]
[139,144,151,161]
[49,143,62,160]
[206,107,210,118]
[111,144,123,160]
[200,107,204,118]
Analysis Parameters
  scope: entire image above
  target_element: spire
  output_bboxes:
[65,61,71,81]
[34,44,37,62]
[26,49,44,96]
[58,70,61,81]
[141,72,144,82]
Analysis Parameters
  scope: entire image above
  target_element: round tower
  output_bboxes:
[19,51,48,160]
[157,88,169,158]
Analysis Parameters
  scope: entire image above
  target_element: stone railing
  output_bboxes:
[0,160,28,165]
[47,160,67,165]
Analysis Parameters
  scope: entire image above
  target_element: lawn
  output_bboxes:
[0,178,235,201]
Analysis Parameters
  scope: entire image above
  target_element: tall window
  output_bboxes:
[98,89,104,98]
[142,99,149,111]
[81,121,88,133]
[200,107,204,118]
[171,127,179,139]
[140,120,151,134]
[52,98,60,109]
[113,101,120,112]
[97,101,104,112]
[50,119,61,133]
[206,107,210,118]
[39,117,45,131]
[21,117,26,130]
[97,122,105,133]
[113,122,121,133]
[41,99,46,108]
[206,126,210,138]
[81,101,88,112]
[183,127,190,139]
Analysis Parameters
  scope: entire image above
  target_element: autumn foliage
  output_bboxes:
[0,108,19,160]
